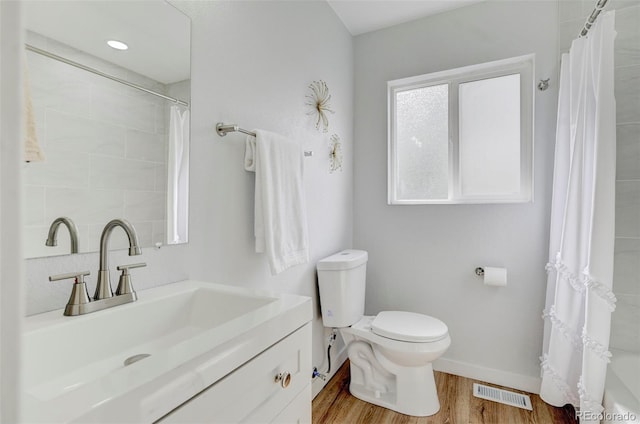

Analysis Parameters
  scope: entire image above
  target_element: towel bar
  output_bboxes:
[216,123,255,137]
[216,122,313,157]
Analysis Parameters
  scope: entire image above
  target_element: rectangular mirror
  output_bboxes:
[22,0,190,258]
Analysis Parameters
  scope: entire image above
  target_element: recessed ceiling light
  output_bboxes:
[107,40,128,51]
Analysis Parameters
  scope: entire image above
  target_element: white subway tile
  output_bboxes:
[124,191,166,222]
[126,129,166,162]
[616,181,640,238]
[45,109,126,157]
[610,294,640,352]
[615,5,640,68]
[615,65,640,124]
[91,86,156,132]
[24,149,90,189]
[155,163,168,192]
[152,221,166,246]
[559,0,583,23]
[558,19,584,54]
[616,123,640,180]
[90,156,157,191]
[45,187,125,226]
[613,238,640,296]
[24,186,45,226]
[129,221,153,249]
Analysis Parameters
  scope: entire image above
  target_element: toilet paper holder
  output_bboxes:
[475,267,485,276]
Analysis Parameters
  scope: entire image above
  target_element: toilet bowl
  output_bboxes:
[317,250,451,417]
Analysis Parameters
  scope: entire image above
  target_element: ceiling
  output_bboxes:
[327,0,486,35]
[23,1,190,85]
[22,0,482,83]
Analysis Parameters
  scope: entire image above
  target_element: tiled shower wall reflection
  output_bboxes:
[559,1,640,353]
[23,31,169,258]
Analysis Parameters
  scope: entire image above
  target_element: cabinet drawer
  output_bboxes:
[159,323,311,423]
[269,384,311,424]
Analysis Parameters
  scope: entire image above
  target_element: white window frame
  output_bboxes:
[388,54,535,205]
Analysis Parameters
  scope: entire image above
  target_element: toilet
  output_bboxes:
[317,249,450,417]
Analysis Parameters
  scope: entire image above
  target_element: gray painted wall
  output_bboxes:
[353,1,559,390]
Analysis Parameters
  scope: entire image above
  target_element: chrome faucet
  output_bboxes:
[45,216,79,253]
[95,219,142,300]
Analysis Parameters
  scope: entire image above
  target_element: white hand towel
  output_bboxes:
[244,130,309,275]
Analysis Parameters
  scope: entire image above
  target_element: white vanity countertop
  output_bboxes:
[22,280,313,423]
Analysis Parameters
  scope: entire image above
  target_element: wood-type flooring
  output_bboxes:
[312,361,578,424]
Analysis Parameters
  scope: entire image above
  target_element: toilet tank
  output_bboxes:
[317,249,368,328]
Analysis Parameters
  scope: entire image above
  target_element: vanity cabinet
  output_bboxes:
[158,322,311,424]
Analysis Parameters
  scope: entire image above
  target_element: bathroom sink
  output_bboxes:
[22,280,312,423]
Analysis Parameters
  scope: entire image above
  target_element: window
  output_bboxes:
[388,55,534,204]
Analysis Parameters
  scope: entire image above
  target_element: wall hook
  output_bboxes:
[538,78,550,91]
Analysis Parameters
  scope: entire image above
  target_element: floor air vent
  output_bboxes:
[473,383,533,410]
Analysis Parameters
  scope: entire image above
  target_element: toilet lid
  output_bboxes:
[371,311,448,343]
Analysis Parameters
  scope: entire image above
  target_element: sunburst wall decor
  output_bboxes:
[329,134,343,173]
[306,80,334,133]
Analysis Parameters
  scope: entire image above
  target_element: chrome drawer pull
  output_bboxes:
[275,371,291,389]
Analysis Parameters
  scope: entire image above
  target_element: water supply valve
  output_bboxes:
[312,367,327,381]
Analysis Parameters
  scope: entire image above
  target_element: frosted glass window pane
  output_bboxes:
[395,84,448,200]
[459,74,521,196]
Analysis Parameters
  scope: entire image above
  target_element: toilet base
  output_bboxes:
[340,319,448,417]
[349,385,440,417]
[349,348,440,417]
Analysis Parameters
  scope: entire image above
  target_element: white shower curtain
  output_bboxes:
[167,105,190,244]
[540,11,616,423]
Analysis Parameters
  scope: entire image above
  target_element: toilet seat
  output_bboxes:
[371,311,448,343]
[344,315,451,368]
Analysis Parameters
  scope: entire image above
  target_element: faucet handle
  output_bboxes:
[116,263,147,272]
[49,270,90,283]
[115,263,146,296]
[49,271,91,316]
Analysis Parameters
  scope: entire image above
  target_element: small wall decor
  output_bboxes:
[329,134,343,173]
[306,80,334,133]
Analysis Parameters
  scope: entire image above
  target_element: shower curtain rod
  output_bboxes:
[25,44,189,107]
[579,0,609,37]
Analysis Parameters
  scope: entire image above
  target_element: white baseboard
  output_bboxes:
[311,350,541,398]
[312,347,349,399]
[433,357,542,394]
